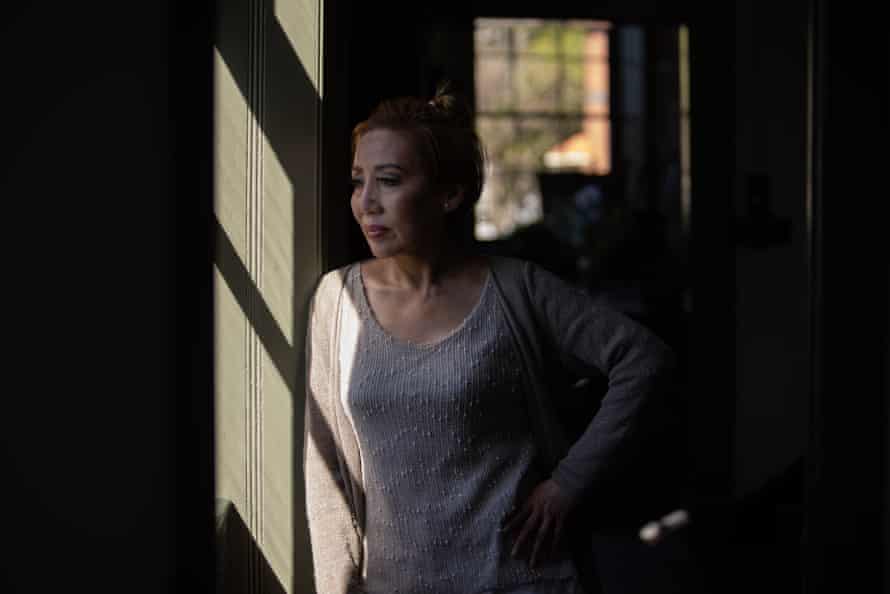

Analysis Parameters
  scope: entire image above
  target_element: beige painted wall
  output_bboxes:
[214,0,323,591]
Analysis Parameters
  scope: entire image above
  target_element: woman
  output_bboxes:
[304,89,675,594]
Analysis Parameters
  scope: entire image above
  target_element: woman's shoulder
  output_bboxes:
[485,253,530,279]
[486,255,568,290]
[313,262,359,295]
[308,263,361,324]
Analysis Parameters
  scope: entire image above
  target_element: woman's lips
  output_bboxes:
[364,225,389,239]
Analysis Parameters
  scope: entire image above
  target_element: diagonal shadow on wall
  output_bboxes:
[217,498,288,594]
[215,212,357,592]
[213,1,357,591]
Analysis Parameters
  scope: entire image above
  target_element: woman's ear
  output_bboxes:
[443,186,465,213]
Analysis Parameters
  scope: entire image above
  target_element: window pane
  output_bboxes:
[511,20,554,55]
[475,56,513,113]
[477,167,543,237]
[542,115,613,174]
[560,24,589,56]
[509,116,576,169]
[476,117,517,164]
[515,58,560,113]
[584,28,610,58]
[527,22,561,57]
[475,20,510,53]
[560,57,586,112]
[583,57,610,117]
[474,18,614,241]
[583,117,612,174]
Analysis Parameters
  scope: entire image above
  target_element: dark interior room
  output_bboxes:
[1,0,887,593]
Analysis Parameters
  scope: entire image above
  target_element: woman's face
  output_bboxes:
[351,128,447,259]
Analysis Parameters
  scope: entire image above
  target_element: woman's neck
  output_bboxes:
[377,240,477,295]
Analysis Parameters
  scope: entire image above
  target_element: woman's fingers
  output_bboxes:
[529,513,552,568]
[501,503,531,535]
[550,513,565,559]
[510,509,540,559]
[504,480,572,567]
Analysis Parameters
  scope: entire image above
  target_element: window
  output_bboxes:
[474,19,612,240]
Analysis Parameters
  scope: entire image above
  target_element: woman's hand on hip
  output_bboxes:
[502,478,575,569]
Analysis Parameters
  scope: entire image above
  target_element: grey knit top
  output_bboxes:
[304,257,676,594]
[345,264,576,594]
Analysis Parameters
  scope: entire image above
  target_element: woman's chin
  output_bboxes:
[367,242,397,259]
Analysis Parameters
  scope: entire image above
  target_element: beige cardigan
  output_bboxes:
[303,256,675,594]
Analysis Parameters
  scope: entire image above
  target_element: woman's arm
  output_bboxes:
[504,261,676,566]
[303,272,365,594]
[525,263,677,503]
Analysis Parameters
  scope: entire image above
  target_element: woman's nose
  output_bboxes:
[358,182,379,213]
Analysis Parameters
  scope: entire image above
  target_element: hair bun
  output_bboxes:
[427,81,472,127]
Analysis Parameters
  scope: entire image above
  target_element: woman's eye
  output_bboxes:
[378,177,399,187]
[350,178,363,189]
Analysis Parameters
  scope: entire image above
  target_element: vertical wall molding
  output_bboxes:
[216,0,325,589]
[244,0,267,592]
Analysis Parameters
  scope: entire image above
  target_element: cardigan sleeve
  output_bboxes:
[523,262,676,504]
[303,271,365,594]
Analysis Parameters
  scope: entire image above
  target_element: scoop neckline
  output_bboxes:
[354,261,492,349]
